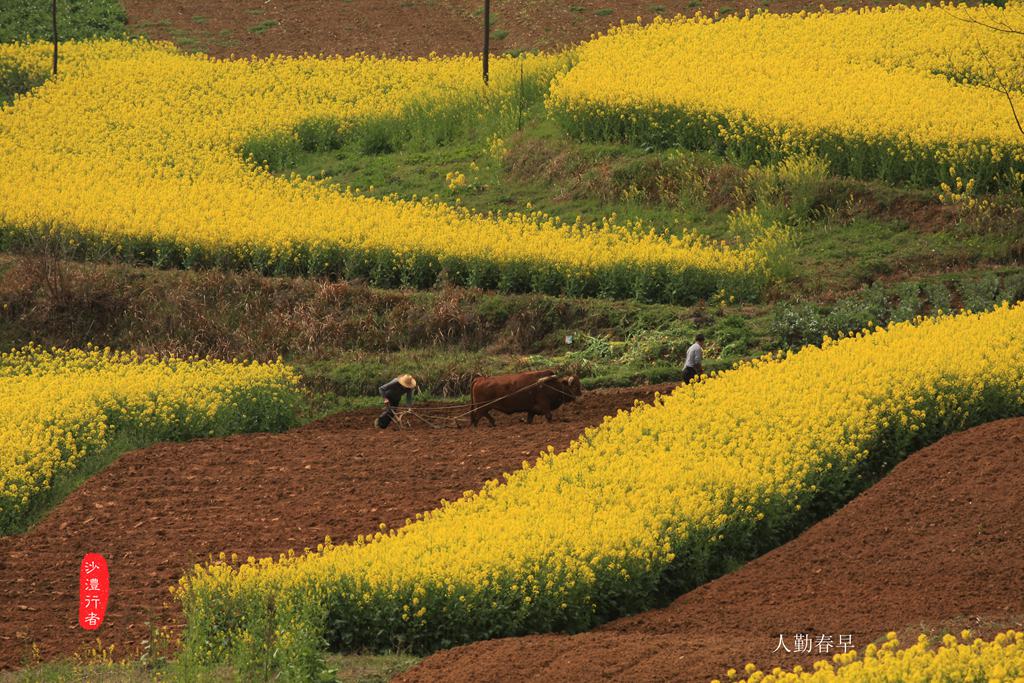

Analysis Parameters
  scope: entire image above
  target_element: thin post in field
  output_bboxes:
[483,0,491,85]
[51,0,59,75]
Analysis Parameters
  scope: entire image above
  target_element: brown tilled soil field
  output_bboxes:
[0,384,668,669]
[399,417,1024,683]
[122,0,912,59]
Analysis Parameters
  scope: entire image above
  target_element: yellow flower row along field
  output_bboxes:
[0,345,300,535]
[178,304,1024,676]
[548,3,1024,190]
[727,630,1024,682]
[0,41,775,304]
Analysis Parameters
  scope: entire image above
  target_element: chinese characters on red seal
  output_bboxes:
[78,553,109,630]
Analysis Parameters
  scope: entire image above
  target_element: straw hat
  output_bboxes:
[397,374,417,389]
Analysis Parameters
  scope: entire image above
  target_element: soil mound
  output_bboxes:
[0,384,670,669]
[400,417,1024,683]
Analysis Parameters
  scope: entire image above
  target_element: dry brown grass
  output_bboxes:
[0,254,642,361]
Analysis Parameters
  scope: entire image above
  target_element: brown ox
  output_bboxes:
[470,370,583,427]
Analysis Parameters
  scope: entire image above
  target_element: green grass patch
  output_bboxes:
[327,653,421,683]
[0,652,419,682]
[0,0,127,43]
[248,19,279,34]
[283,110,736,243]
[772,268,1024,348]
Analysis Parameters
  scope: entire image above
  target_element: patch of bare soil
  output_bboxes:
[122,0,916,59]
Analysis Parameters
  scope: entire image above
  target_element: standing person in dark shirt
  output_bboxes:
[375,374,417,429]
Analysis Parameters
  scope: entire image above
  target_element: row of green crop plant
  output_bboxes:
[772,271,1024,348]
[0,219,780,305]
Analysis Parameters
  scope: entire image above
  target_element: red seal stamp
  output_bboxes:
[78,553,109,630]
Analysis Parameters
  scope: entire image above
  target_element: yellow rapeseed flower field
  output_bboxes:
[549,3,1024,190]
[178,304,1024,675]
[0,345,300,534]
[726,630,1024,682]
[0,41,773,303]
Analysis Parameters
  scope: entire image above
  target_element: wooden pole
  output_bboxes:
[483,0,490,85]
[51,0,58,75]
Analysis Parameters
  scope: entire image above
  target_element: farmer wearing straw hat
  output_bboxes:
[376,374,417,429]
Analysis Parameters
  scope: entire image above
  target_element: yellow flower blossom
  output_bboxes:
[548,4,1024,191]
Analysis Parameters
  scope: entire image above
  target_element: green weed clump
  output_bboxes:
[241,60,557,172]
[771,272,1024,348]
[743,153,830,223]
[0,0,126,43]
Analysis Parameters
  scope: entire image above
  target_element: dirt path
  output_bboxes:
[121,0,915,59]
[400,417,1024,683]
[0,384,671,669]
